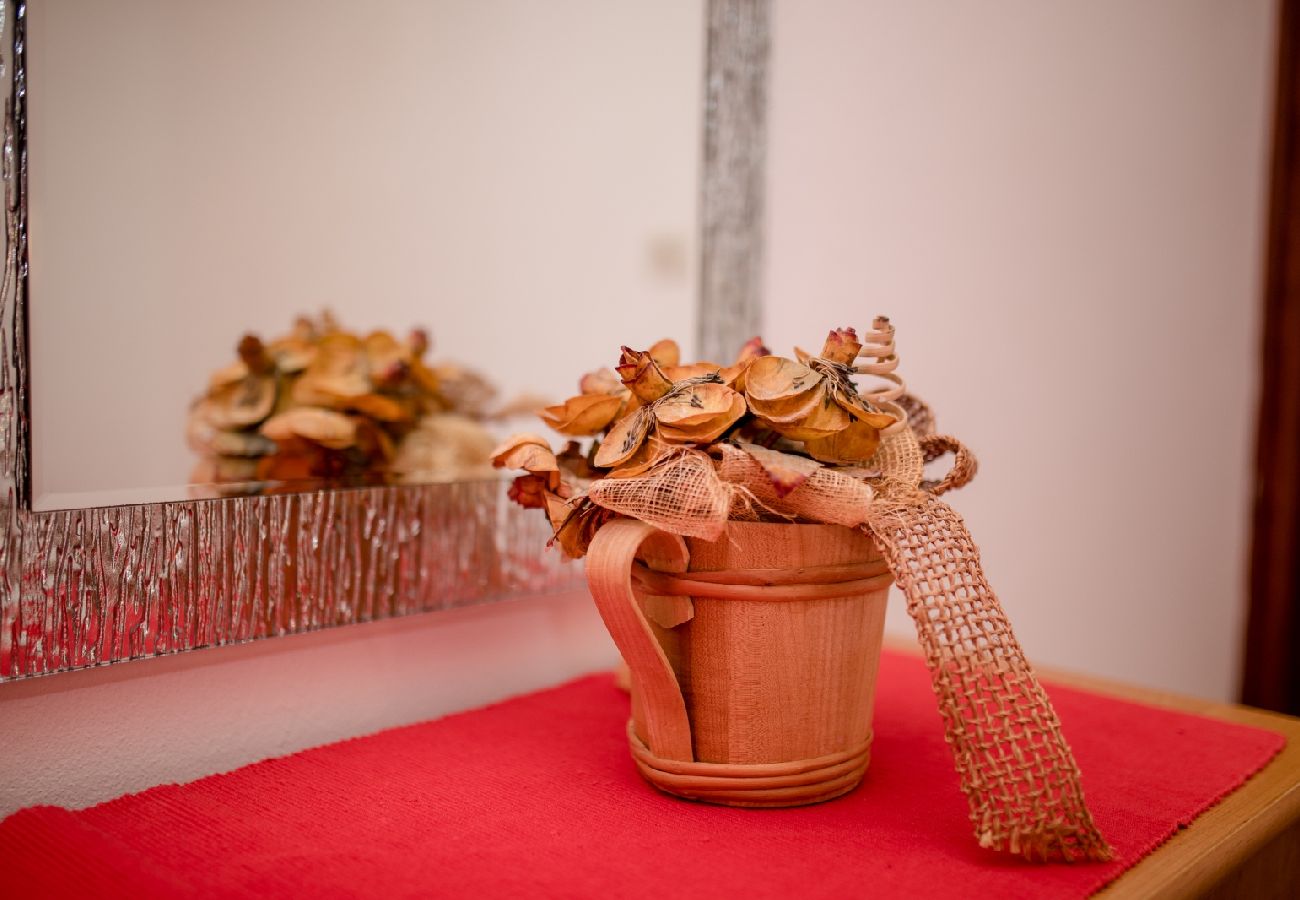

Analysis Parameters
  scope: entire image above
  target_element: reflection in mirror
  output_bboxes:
[28,0,705,510]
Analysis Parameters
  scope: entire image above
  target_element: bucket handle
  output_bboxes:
[586,519,694,762]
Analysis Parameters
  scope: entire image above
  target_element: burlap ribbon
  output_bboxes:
[868,427,1111,861]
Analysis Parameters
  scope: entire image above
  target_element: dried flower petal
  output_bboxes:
[752,347,896,434]
[655,383,746,443]
[292,372,372,408]
[490,433,563,492]
[805,419,883,464]
[353,418,397,462]
[314,331,365,366]
[540,393,624,436]
[256,447,336,482]
[551,498,613,559]
[744,356,824,414]
[207,360,251,391]
[607,432,673,479]
[431,363,496,417]
[347,393,414,423]
[389,413,498,481]
[746,381,826,424]
[594,407,654,468]
[555,440,603,481]
[831,389,898,429]
[364,330,405,373]
[759,388,852,441]
[508,474,551,510]
[579,368,624,396]
[261,408,358,450]
[407,358,443,398]
[648,338,681,369]
[203,377,278,430]
[187,405,277,457]
[542,490,573,531]
[491,433,557,471]
[267,334,317,373]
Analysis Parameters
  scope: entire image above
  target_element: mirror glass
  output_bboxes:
[28,0,705,510]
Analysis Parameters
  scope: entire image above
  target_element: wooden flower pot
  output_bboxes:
[586,519,892,808]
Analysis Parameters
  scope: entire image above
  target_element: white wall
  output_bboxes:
[0,591,618,818]
[765,0,1277,701]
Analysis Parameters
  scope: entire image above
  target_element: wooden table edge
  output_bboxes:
[1041,667,1300,898]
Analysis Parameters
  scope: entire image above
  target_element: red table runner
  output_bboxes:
[0,651,1285,898]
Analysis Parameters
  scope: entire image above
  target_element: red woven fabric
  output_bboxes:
[0,651,1285,898]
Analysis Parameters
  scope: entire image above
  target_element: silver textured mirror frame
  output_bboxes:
[0,0,769,680]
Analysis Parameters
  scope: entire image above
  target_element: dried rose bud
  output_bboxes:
[616,347,674,403]
[237,334,275,376]
[408,327,430,358]
[734,336,770,365]
[820,327,862,365]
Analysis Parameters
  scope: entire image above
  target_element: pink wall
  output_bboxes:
[765,0,1278,700]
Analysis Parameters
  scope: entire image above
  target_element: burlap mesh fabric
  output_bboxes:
[715,443,876,528]
[863,425,1107,861]
[867,490,1111,861]
[584,408,1110,861]
[872,426,926,489]
[587,450,734,539]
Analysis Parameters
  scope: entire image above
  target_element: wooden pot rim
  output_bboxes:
[631,557,893,602]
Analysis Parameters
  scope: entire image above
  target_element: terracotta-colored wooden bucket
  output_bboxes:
[585,519,892,807]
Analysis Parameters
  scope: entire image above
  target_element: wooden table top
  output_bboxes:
[1040,665,1300,898]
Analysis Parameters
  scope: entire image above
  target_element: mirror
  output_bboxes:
[27,0,706,510]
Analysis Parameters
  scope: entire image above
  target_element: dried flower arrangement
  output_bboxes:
[493,320,915,557]
[495,317,1112,863]
[188,313,499,489]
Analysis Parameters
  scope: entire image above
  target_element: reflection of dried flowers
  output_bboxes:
[494,326,900,558]
[188,312,499,490]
